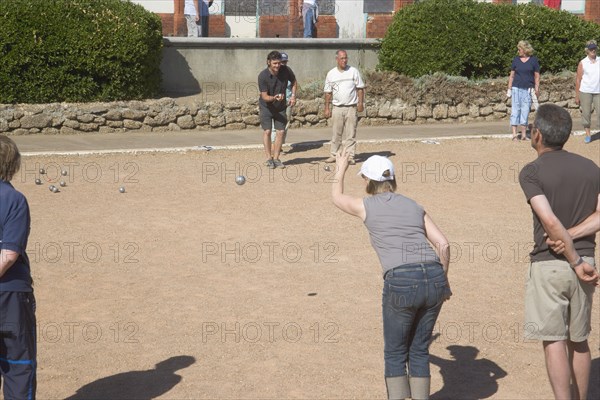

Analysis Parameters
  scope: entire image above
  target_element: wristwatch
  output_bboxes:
[570,256,584,269]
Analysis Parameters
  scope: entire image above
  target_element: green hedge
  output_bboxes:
[378,0,600,79]
[0,0,163,103]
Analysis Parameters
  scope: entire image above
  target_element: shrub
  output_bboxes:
[378,0,600,79]
[0,0,163,103]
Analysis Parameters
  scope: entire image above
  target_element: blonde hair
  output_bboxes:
[585,39,597,54]
[0,135,21,181]
[364,170,397,195]
[518,40,534,56]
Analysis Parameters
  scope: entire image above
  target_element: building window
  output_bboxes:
[258,0,287,15]
[363,0,394,13]
[224,0,257,16]
[225,0,336,16]
[319,0,335,15]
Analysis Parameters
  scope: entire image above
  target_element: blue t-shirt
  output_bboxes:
[0,180,32,292]
[511,56,540,89]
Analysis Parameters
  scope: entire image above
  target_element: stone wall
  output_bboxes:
[0,76,579,135]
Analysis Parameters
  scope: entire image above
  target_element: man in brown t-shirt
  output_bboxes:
[519,103,599,399]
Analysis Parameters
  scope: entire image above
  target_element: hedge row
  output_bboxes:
[378,0,600,79]
[0,0,163,103]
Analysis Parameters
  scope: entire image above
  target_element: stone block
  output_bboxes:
[416,104,432,118]
[403,106,417,121]
[242,115,260,125]
[104,110,122,121]
[177,115,195,129]
[77,114,95,123]
[194,110,210,125]
[20,114,52,129]
[432,104,448,119]
[122,109,146,120]
[210,115,226,128]
[63,119,80,129]
[123,120,143,130]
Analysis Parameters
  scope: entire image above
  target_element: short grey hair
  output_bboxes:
[533,104,572,149]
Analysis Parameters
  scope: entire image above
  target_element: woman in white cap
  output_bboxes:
[576,40,600,144]
[332,150,451,400]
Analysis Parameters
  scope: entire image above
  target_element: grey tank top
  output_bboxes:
[363,192,440,275]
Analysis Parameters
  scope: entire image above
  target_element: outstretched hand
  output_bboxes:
[335,149,350,174]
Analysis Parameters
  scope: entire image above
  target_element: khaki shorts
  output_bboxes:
[524,257,596,342]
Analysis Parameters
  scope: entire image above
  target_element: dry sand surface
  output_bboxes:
[9,137,599,399]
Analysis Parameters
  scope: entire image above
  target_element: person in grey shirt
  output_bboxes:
[331,150,451,400]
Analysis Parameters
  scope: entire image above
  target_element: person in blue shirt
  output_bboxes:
[507,40,540,141]
[0,135,36,400]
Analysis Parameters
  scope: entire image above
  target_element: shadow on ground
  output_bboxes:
[589,357,599,400]
[65,355,195,400]
[282,148,396,167]
[284,140,328,155]
[430,345,507,400]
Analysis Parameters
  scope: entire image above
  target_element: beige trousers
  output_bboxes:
[330,105,358,157]
[579,91,600,129]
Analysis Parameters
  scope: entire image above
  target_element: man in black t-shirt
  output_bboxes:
[257,51,296,169]
[519,104,599,399]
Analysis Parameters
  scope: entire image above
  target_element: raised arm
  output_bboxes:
[331,149,366,220]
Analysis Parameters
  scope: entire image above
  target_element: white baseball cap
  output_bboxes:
[358,155,395,181]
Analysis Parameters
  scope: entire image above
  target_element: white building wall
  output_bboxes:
[226,16,258,38]
[131,0,173,13]
[562,0,586,13]
[334,0,365,39]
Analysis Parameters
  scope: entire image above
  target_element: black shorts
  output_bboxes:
[259,105,287,131]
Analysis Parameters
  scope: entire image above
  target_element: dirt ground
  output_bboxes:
[9,137,599,399]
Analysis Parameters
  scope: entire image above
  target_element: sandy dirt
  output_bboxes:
[7,136,599,399]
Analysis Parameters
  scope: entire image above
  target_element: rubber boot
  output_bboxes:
[385,375,411,400]
[409,376,430,400]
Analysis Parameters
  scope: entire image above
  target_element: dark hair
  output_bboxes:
[0,135,21,181]
[365,170,397,195]
[267,50,282,61]
[533,104,572,149]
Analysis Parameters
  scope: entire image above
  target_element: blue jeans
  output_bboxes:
[382,262,450,378]
[510,87,532,127]
[303,5,316,38]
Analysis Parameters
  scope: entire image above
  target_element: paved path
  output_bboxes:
[10,120,585,154]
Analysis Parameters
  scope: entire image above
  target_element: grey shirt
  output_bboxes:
[363,192,440,276]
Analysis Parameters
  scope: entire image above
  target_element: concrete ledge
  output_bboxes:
[163,37,380,49]
[160,38,380,96]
